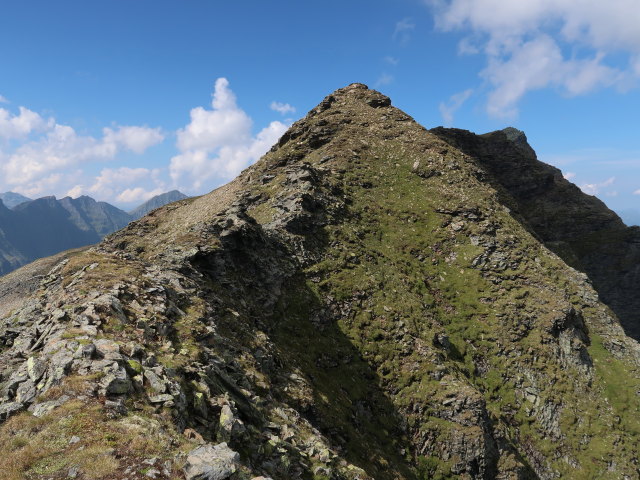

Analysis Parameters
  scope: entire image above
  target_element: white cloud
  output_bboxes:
[87,167,161,199]
[634,189,640,195]
[16,172,81,199]
[170,78,288,191]
[439,88,473,125]
[580,184,598,195]
[579,176,615,195]
[481,36,620,117]
[563,172,576,180]
[66,166,167,205]
[1,123,164,189]
[0,106,53,140]
[116,187,165,204]
[383,56,399,66]
[0,78,288,204]
[176,78,252,152]
[393,18,415,44]
[0,95,8,104]
[65,185,84,198]
[102,125,164,154]
[429,0,640,117]
[0,99,164,199]
[270,101,296,115]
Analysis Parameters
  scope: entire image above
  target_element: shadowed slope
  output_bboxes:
[431,126,640,340]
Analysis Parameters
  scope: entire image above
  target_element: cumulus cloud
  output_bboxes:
[63,166,167,205]
[102,125,164,154]
[0,106,53,140]
[18,171,83,199]
[270,101,296,115]
[0,99,165,199]
[439,88,473,125]
[86,167,163,199]
[176,78,252,153]
[170,78,288,191]
[563,172,576,180]
[429,0,640,117]
[65,184,84,198]
[1,122,164,190]
[0,78,288,203]
[116,187,165,204]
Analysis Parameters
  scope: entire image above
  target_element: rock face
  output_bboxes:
[1,83,640,479]
[431,127,640,340]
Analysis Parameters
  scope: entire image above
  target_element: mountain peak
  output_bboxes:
[2,86,640,479]
[496,126,536,157]
[333,82,391,106]
[269,84,407,161]
[313,82,392,112]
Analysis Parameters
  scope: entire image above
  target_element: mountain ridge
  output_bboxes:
[1,84,640,479]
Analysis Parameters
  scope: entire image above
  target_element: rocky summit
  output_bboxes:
[1,83,640,480]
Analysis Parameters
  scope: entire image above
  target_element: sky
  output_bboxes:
[1,0,639,222]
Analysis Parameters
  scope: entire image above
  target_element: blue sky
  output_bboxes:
[1,0,639,222]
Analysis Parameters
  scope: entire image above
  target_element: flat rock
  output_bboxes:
[183,442,240,480]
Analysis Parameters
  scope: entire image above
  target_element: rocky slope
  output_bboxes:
[1,84,640,480]
[431,127,640,341]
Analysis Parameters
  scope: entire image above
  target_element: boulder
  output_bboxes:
[101,366,131,395]
[183,442,240,480]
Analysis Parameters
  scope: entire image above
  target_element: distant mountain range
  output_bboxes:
[0,192,32,208]
[0,190,188,275]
